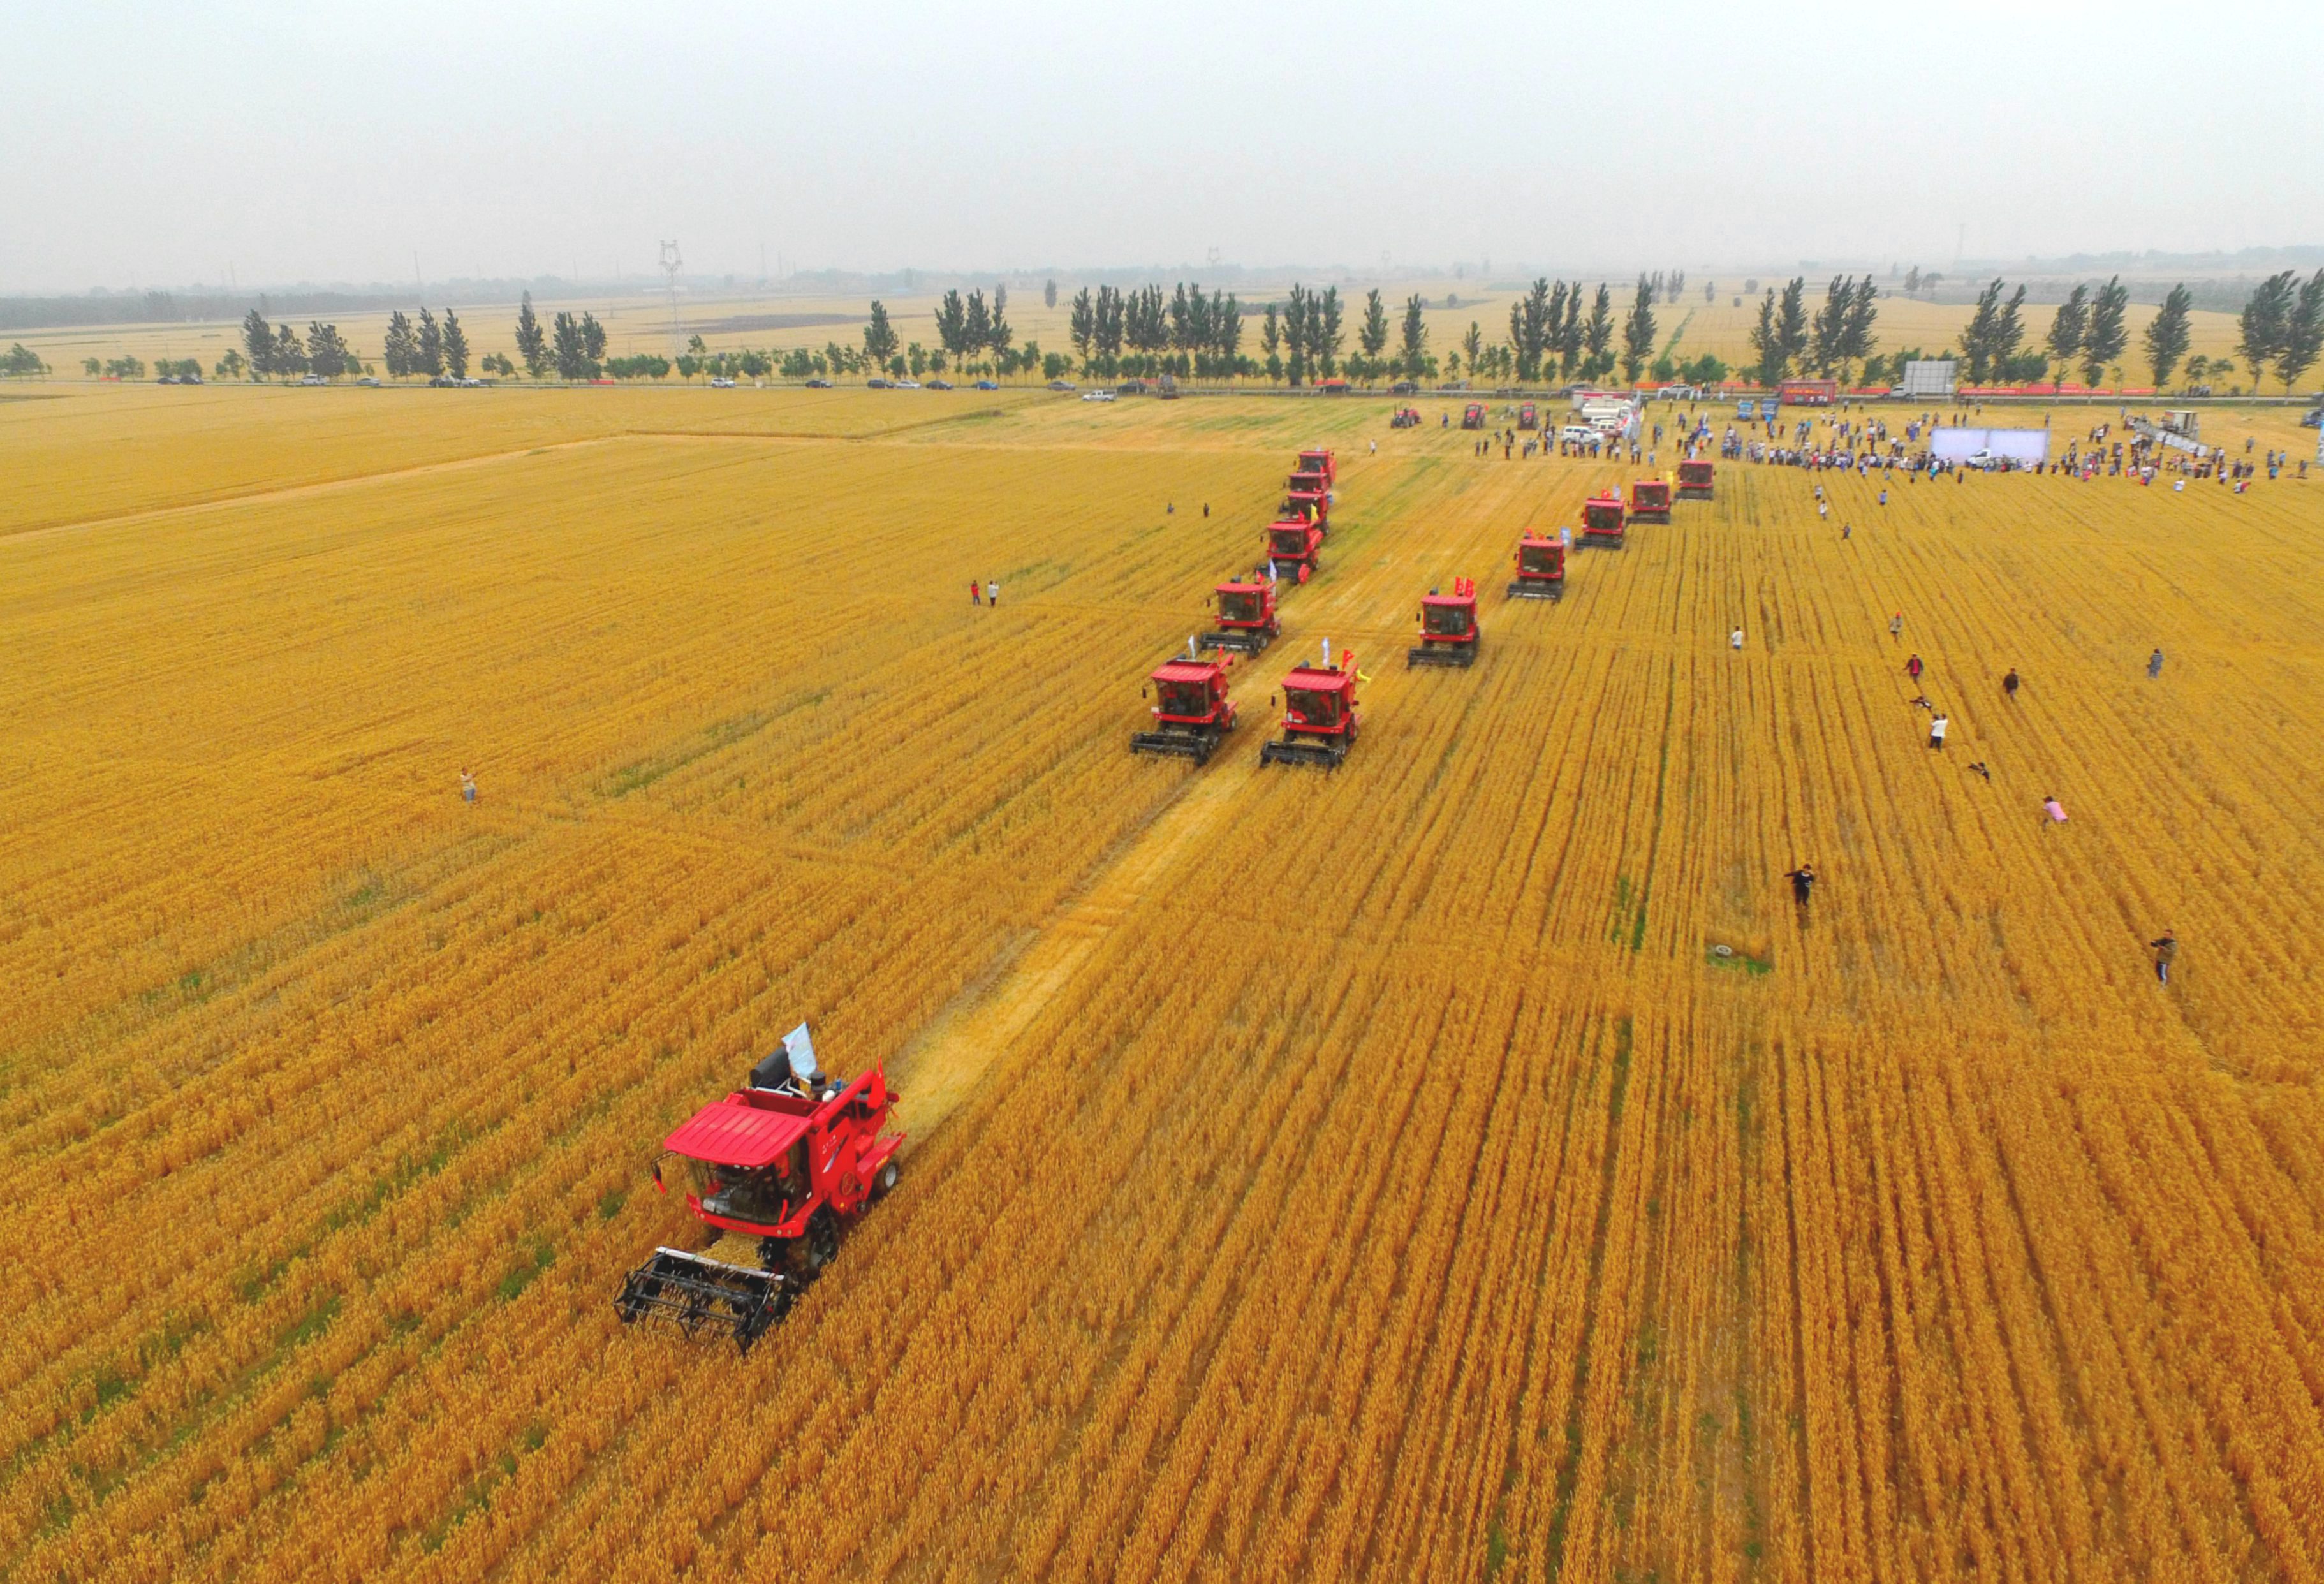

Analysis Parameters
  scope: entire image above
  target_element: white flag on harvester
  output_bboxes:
[783,1022,818,1083]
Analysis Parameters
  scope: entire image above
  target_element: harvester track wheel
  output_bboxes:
[876,1161,899,1198]
[758,1236,785,1272]
[804,1212,839,1273]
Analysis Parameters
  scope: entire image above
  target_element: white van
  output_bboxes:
[1559,424,1597,444]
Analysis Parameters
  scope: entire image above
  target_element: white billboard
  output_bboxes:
[1931,427,2049,467]
[1901,359,1957,397]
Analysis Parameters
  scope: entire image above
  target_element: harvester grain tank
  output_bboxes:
[1629,479,1672,523]
[1462,402,1486,430]
[1582,492,1627,548]
[1131,647,1241,763]
[1259,643,1362,768]
[1409,579,1482,668]
[1677,458,1714,499]
[1267,517,1325,582]
[1508,533,1567,599]
[1283,471,1332,531]
[613,1024,903,1353]
[1198,577,1281,653]
[1296,448,1337,489]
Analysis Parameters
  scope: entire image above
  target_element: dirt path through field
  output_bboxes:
[891,740,1254,1138]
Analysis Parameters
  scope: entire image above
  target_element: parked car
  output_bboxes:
[1080,389,1115,402]
[973,379,998,390]
[304,374,329,386]
[894,378,920,389]
[1116,379,1147,395]
[1559,424,1597,444]
[804,378,832,388]
[865,377,892,388]
[356,376,381,387]
[1390,380,1418,395]
[1048,379,1076,391]
[927,379,953,390]
[709,377,735,388]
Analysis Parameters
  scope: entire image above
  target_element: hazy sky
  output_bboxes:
[6,0,2318,293]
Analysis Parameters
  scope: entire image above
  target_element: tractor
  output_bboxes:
[1267,517,1325,583]
[1518,402,1538,430]
[1390,406,1422,429]
[1462,402,1486,430]
[1677,458,1714,499]
[1296,448,1337,489]
[1259,644,1362,768]
[1581,492,1627,548]
[1198,577,1281,654]
[1630,479,1672,523]
[1410,579,1482,668]
[614,1024,904,1353]
[1131,647,1240,763]
[1508,532,1567,600]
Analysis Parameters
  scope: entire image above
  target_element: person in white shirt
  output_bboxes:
[1928,714,1948,751]
[1730,628,1744,650]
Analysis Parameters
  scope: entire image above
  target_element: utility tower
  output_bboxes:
[659,240,684,356]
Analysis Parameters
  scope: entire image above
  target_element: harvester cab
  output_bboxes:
[1132,649,1240,763]
[1296,448,1337,489]
[1410,578,1482,668]
[1582,492,1627,548]
[1677,458,1714,499]
[1198,578,1281,653]
[1518,402,1538,430]
[1283,471,1331,530]
[1259,643,1362,768]
[1267,519,1325,582]
[613,1022,904,1353]
[1630,479,1672,522]
[1462,402,1486,430]
[1508,533,1567,599]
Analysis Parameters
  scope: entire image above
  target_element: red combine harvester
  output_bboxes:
[1582,492,1628,548]
[1259,645,1362,768]
[1462,402,1486,430]
[1267,518,1325,582]
[1677,458,1715,499]
[1630,479,1672,523]
[1198,577,1281,653]
[1508,532,1567,600]
[1283,470,1332,531]
[1519,402,1538,430]
[1410,579,1482,668]
[1131,647,1240,763]
[1296,448,1336,489]
[614,1024,903,1353]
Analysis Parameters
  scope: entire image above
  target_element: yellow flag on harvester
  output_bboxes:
[1357,669,1373,684]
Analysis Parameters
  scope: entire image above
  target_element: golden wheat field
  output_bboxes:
[4,381,2323,1583]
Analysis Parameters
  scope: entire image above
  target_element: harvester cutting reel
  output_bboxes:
[613,1247,795,1354]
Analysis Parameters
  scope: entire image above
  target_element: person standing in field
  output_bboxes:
[2043,795,2068,826]
[2147,648,2165,678]
[1928,713,1948,751]
[2149,932,2177,985]
[460,768,476,803]
[1730,627,1744,650]
[970,580,981,606]
[1784,864,1816,908]
[987,579,999,608]
[1906,653,1923,682]
[2003,668,2020,698]
[1890,613,1903,642]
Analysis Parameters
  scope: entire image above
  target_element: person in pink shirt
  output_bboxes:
[2042,796,2067,825]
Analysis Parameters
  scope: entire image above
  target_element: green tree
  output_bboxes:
[1398,294,1427,380]
[1580,284,1614,380]
[580,313,606,364]
[1044,278,1057,309]
[2144,283,2194,390]
[864,300,899,370]
[1956,279,2026,384]
[1313,286,1343,378]
[2235,270,2297,390]
[936,290,968,367]
[383,311,417,378]
[1359,288,1390,365]
[1557,282,1583,378]
[1462,321,1483,379]
[987,287,1013,374]
[1261,302,1283,383]
[2044,283,2089,386]
[415,308,443,377]
[306,322,351,379]
[2273,269,2324,392]
[962,290,992,365]
[514,292,548,378]
[214,349,247,381]
[1283,286,1310,385]
[273,323,308,378]
[551,311,590,379]
[82,356,102,376]
[439,309,470,379]
[1775,277,1809,373]
[1514,277,1551,382]
[1621,274,1657,383]
[2079,276,2128,389]
[1069,288,1095,367]
[1840,276,1879,384]
[1749,290,1785,386]
[242,308,276,378]
[1809,275,1852,375]
[1,342,47,376]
